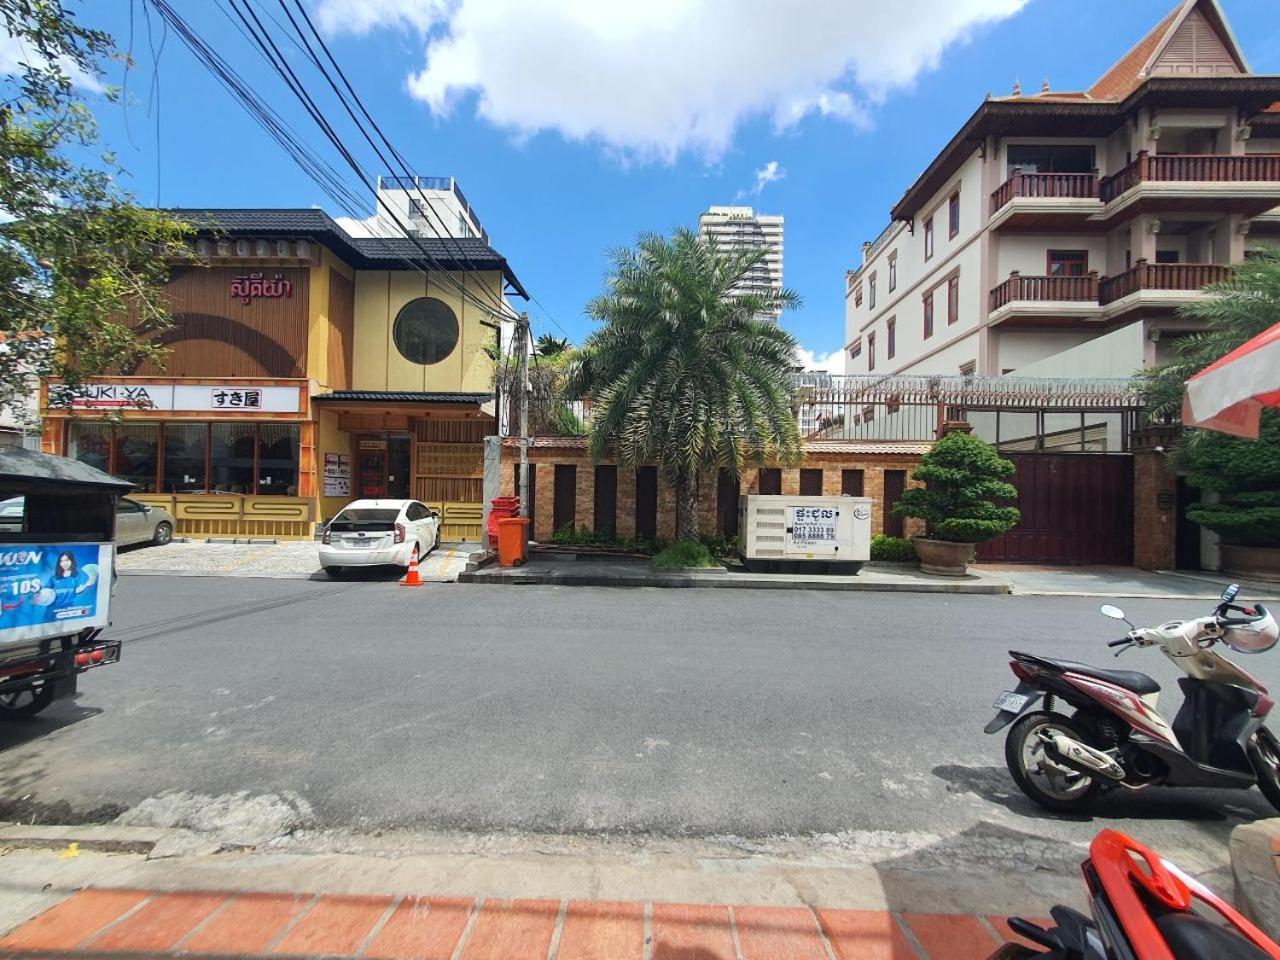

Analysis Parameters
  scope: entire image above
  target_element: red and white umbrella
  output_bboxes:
[1182,322,1280,438]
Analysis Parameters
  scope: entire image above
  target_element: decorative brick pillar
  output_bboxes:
[533,459,555,543]
[696,471,718,533]
[1132,426,1179,571]
[575,463,594,534]
[616,466,637,539]
[865,468,886,536]
[781,469,801,495]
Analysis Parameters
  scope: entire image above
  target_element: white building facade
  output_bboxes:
[844,0,1280,380]
[699,206,784,320]
[340,176,488,242]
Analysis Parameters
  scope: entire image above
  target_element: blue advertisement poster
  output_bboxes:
[0,543,111,645]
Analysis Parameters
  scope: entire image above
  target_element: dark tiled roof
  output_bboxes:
[0,446,133,490]
[167,208,528,298]
[313,391,493,405]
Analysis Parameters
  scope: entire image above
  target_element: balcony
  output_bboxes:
[988,173,1101,230]
[1097,151,1280,217]
[987,272,1103,327]
[1098,261,1231,306]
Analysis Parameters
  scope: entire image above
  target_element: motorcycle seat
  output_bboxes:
[1012,652,1161,695]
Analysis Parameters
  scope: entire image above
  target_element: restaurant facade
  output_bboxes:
[40,209,526,541]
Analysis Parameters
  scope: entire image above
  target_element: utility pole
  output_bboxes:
[516,312,531,519]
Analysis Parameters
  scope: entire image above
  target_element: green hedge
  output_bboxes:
[870,534,916,562]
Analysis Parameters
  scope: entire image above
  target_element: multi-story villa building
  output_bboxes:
[844,0,1280,380]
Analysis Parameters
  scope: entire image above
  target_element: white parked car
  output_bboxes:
[319,499,440,578]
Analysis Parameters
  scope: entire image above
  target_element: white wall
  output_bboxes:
[993,329,1102,374]
[1001,321,1144,378]
[995,234,1111,277]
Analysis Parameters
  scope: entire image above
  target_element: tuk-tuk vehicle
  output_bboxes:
[0,446,127,720]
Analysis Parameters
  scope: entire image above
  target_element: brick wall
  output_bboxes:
[500,440,927,542]
[1132,427,1178,571]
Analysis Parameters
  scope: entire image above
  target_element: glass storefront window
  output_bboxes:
[257,424,299,496]
[68,422,111,473]
[164,424,208,493]
[113,424,159,492]
[210,423,256,494]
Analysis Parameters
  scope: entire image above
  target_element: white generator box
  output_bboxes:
[738,495,872,571]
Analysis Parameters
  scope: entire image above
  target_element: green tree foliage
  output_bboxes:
[534,333,570,358]
[565,228,801,540]
[1138,247,1280,547]
[1184,415,1280,546]
[892,430,1020,544]
[0,0,190,421]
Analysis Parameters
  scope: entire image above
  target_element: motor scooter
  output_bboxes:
[985,585,1280,813]
[988,829,1280,959]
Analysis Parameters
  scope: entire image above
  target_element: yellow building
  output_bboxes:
[41,208,527,541]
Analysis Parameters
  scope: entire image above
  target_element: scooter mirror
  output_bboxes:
[1100,604,1127,621]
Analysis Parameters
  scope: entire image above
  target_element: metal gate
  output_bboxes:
[977,454,1133,564]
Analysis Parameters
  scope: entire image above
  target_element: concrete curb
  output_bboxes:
[1229,818,1280,941]
[457,569,1010,593]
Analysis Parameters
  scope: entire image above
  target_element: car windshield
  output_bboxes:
[329,508,400,531]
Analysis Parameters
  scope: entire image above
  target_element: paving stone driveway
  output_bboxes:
[115,540,482,581]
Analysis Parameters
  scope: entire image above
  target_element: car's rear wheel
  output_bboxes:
[0,681,56,720]
[152,521,173,546]
[323,565,345,579]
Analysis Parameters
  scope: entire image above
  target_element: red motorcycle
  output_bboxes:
[990,830,1279,960]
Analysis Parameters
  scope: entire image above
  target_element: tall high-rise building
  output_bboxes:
[698,205,784,320]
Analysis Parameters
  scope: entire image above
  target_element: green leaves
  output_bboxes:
[574,227,802,537]
[892,430,1020,544]
[1,0,191,424]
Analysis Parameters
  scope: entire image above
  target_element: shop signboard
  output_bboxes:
[49,383,301,413]
[787,505,839,552]
[0,543,112,646]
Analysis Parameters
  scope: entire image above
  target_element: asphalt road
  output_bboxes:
[2,575,1278,875]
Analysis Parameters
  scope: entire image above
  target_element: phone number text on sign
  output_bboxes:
[789,506,837,547]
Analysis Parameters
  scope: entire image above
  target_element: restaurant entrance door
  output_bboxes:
[356,435,411,499]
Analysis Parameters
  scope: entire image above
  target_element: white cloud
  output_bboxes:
[736,160,786,200]
[795,346,846,374]
[0,29,104,93]
[314,0,1028,161]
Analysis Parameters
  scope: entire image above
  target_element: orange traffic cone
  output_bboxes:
[400,545,423,587]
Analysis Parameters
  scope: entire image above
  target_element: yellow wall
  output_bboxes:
[351,269,502,393]
[316,407,352,522]
[306,248,355,389]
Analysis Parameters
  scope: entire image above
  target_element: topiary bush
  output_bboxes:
[869,534,916,562]
[1184,412,1280,547]
[892,429,1020,544]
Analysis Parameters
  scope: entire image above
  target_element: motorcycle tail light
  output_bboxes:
[1011,660,1035,681]
[1255,693,1274,717]
[394,523,406,544]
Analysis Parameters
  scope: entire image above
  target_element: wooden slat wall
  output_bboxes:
[412,417,492,510]
[327,269,355,390]
[132,266,310,378]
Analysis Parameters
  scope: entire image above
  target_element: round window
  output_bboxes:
[392,297,459,365]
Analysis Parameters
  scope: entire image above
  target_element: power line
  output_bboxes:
[274,0,512,317]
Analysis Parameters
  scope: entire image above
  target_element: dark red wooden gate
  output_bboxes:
[977,454,1133,564]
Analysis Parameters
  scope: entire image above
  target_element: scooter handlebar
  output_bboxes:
[1107,638,1131,648]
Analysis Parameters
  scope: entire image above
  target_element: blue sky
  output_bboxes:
[69,1,1280,367]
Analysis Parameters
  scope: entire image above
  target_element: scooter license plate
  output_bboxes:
[993,690,1030,712]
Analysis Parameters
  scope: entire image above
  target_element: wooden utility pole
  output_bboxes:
[516,313,531,519]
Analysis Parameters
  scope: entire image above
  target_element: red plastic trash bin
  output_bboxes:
[496,517,530,567]
[488,496,521,548]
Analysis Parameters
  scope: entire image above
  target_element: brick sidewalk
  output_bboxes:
[0,888,1043,959]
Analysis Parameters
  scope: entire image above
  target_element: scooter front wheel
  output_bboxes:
[1005,712,1102,814]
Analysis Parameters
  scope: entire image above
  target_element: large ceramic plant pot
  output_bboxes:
[913,537,975,577]
[1220,544,1280,583]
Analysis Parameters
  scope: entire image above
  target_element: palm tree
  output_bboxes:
[566,227,802,540]
[535,333,571,358]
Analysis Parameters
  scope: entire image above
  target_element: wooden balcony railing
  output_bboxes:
[990,173,1099,214]
[989,272,1100,311]
[1097,260,1232,305]
[1099,151,1280,203]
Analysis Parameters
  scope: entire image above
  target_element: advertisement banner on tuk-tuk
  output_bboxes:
[0,543,112,645]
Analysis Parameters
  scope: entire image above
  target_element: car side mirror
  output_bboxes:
[143,505,152,513]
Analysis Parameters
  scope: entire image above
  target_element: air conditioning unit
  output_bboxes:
[738,494,872,573]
